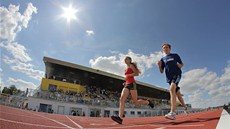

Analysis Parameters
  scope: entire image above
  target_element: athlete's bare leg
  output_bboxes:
[119,88,130,118]
[130,90,149,105]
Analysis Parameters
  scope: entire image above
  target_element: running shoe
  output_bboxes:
[165,112,176,120]
[148,100,154,108]
[111,116,123,124]
[184,106,189,115]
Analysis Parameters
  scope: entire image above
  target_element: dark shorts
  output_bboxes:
[169,75,181,92]
[124,82,137,90]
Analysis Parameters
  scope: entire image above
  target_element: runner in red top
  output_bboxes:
[111,56,154,124]
[125,67,135,85]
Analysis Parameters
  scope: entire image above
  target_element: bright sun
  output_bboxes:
[61,4,78,23]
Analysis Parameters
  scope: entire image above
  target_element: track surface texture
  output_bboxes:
[0,105,223,129]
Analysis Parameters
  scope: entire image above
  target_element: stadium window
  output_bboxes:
[130,111,135,115]
[114,111,119,116]
[137,111,141,115]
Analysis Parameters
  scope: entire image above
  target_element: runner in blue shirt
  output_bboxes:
[158,43,188,120]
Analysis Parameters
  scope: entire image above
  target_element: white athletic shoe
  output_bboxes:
[165,112,176,120]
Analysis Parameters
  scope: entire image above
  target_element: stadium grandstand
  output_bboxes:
[1,57,195,118]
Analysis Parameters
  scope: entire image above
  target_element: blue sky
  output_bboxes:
[0,0,229,108]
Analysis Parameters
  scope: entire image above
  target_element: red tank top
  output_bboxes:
[125,67,135,85]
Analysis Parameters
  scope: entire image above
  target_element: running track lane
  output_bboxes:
[0,105,222,129]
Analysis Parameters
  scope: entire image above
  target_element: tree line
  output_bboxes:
[1,85,21,95]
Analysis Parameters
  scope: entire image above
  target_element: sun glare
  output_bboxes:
[61,4,78,23]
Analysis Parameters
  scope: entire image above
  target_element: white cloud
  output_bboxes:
[21,3,37,28]
[11,62,44,80]
[90,55,126,76]
[89,49,164,77]
[2,55,17,64]
[0,3,43,81]
[180,63,230,108]
[220,63,230,85]
[8,77,37,91]
[86,30,94,36]
[0,3,37,42]
[0,4,20,41]
[3,55,44,81]
[0,42,31,62]
[187,90,204,104]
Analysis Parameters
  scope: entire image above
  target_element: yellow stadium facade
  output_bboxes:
[41,78,86,93]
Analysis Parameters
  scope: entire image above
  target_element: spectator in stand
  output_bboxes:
[82,112,85,116]
[71,110,76,116]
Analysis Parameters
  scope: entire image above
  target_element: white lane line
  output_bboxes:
[155,127,166,129]
[1,106,79,129]
[0,110,44,120]
[65,115,84,129]
[0,118,67,128]
[31,113,75,129]
[90,123,117,126]
[151,124,205,127]
[216,109,230,129]
[86,123,204,129]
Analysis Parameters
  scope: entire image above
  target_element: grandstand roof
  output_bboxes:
[43,56,169,99]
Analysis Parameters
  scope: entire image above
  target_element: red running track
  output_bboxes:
[0,105,222,129]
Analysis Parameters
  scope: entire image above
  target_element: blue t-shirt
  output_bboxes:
[160,53,183,83]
